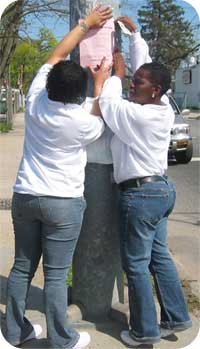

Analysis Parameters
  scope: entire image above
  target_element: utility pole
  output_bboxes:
[6,66,13,125]
[70,0,124,321]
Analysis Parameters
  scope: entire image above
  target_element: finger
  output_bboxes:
[99,6,112,13]
[100,15,112,25]
[114,47,120,53]
[100,9,113,18]
[99,56,106,67]
[93,3,101,11]
[94,64,100,72]
[99,20,107,27]
[102,14,113,22]
[108,63,113,71]
[88,66,95,74]
[116,16,125,22]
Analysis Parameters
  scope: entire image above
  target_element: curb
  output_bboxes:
[187,114,200,120]
[0,199,12,210]
[173,255,200,299]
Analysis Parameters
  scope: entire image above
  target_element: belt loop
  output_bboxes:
[161,175,168,184]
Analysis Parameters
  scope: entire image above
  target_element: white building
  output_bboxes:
[174,59,200,109]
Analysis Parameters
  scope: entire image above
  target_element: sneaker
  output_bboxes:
[14,324,42,346]
[160,327,174,338]
[160,321,192,336]
[120,330,160,347]
[71,332,91,349]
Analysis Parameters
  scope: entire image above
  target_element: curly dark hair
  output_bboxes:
[140,62,171,96]
[46,60,88,104]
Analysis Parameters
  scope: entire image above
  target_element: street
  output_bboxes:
[167,118,200,295]
[167,118,199,218]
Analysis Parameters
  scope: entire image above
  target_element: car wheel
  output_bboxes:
[174,143,193,164]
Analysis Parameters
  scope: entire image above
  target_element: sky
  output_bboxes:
[18,0,200,41]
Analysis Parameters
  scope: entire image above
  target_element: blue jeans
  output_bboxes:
[119,177,192,343]
[5,193,86,348]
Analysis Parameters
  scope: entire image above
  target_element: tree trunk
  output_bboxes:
[0,0,25,80]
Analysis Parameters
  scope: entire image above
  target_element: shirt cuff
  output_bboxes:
[100,76,122,99]
[129,31,142,44]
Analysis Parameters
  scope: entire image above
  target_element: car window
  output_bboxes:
[169,96,180,114]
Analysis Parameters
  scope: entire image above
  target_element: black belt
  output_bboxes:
[119,175,164,191]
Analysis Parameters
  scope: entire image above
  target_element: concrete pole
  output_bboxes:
[70,0,124,321]
[6,66,13,125]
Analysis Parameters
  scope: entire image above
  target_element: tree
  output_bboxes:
[0,0,25,83]
[9,28,58,94]
[0,0,69,83]
[138,0,198,74]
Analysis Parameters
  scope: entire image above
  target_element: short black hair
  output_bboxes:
[46,60,88,104]
[140,62,171,96]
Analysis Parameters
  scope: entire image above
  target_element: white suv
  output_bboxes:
[169,95,193,164]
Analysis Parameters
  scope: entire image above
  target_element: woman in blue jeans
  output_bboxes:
[5,6,112,349]
[90,16,192,347]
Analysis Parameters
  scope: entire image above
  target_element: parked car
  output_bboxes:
[168,95,193,164]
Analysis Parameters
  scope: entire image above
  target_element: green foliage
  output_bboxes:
[138,0,195,74]
[35,28,58,61]
[10,28,58,94]
[181,279,200,315]
[67,265,73,287]
[0,121,12,133]
[10,41,40,94]
[0,1,69,81]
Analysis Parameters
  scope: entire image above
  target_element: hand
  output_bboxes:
[115,16,137,33]
[113,49,125,80]
[85,5,113,29]
[89,57,113,96]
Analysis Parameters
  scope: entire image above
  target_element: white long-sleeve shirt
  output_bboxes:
[14,64,105,197]
[99,32,175,184]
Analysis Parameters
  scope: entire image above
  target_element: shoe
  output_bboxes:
[71,332,91,349]
[160,327,174,338]
[120,330,160,347]
[160,321,192,336]
[14,324,42,346]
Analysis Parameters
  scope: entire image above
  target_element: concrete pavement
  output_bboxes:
[187,111,200,120]
[0,112,199,349]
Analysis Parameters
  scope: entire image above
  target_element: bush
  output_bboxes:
[67,265,73,287]
[0,122,12,133]
[18,106,25,112]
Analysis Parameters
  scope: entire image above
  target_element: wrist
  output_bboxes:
[94,83,103,97]
[84,16,93,30]
[131,26,137,33]
[79,19,89,33]
[114,72,124,80]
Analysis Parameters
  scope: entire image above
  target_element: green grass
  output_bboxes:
[67,265,73,287]
[0,121,12,133]
[18,106,25,112]
[124,273,199,315]
[181,279,200,315]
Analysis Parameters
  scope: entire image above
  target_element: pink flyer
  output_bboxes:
[79,18,115,68]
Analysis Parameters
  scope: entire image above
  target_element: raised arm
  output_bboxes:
[47,5,112,65]
[116,16,152,73]
[116,16,170,105]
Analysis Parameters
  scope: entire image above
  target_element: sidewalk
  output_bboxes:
[0,113,199,349]
[187,111,200,120]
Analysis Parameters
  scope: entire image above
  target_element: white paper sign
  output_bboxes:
[117,20,132,36]
[79,18,115,68]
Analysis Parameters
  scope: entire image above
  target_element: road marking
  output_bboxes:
[191,157,200,161]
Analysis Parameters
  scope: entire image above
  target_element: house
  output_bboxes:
[174,57,200,109]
